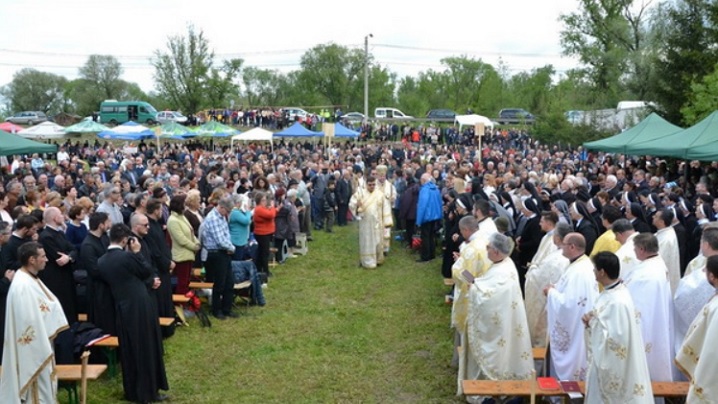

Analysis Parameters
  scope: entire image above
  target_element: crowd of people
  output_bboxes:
[0,127,716,402]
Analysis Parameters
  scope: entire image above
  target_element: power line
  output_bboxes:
[373,43,563,58]
[0,43,566,60]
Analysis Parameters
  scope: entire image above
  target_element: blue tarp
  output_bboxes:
[334,123,360,138]
[274,122,323,137]
[97,121,155,141]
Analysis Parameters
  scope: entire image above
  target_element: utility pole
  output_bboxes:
[364,33,372,123]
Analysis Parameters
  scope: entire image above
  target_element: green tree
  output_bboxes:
[152,25,240,114]
[297,43,365,108]
[441,56,500,115]
[651,0,718,124]
[345,64,396,113]
[396,76,429,117]
[0,68,68,114]
[507,66,555,117]
[559,0,652,106]
[206,58,242,109]
[79,55,125,99]
[681,63,718,124]
[241,67,288,107]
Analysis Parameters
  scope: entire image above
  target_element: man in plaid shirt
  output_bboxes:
[200,195,238,320]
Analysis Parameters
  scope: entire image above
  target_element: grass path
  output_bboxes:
[80,224,462,403]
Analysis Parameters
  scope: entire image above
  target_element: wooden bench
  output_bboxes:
[462,380,689,399]
[1,357,108,404]
[79,314,176,327]
[532,346,546,361]
[172,294,190,304]
[189,280,254,310]
[90,337,119,378]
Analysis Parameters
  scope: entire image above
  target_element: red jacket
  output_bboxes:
[253,205,278,235]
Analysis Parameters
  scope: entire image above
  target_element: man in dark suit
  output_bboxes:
[38,207,79,325]
[0,215,39,271]
[98,223,169,403]
[335,170,352,226]
[80,212,113,334]
[121,160,139,190]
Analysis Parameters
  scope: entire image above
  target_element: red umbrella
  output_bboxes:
[0,122,24,133]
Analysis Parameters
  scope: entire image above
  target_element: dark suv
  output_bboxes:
[426,109,456,120]
[498,108,535,124]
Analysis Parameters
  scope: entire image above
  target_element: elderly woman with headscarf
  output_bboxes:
[569,201,599,255]
[551,199,572,227]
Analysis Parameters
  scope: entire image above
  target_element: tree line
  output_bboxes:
[3,0,718,145]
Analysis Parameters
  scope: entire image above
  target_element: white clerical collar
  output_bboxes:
[108,245,123,250]
[45,224,62,232]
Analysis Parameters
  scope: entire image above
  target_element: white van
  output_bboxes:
[374,107,413,119]
[616,101,653,111]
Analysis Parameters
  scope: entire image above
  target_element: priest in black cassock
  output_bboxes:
[80,212,113,334]
[39,207,79,325]
[129,213,161,294]
[146,199,175,338]
[99,223,169,404]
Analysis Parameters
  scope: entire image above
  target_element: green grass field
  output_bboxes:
[75,223,463,404]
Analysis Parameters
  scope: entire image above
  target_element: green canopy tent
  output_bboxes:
[628,111,718,161]
[64,120,109,133]
[583,113,682,154]
[0,129,57,156]
[193,121,240,138]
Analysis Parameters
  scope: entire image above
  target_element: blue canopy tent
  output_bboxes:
[274,122,324,137]
[333,123,360,138]
[97,121,155,141]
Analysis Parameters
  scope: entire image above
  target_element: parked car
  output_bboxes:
[5,111,48,125]
[375,107,413,119]
[498,108,535,124]
[342,112,365,122]
[426,109,456,120]
[156,111,188,124]
[283,107,309,121]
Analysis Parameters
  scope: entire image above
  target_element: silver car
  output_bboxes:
[5,111,48,125]
[156,111,188,124]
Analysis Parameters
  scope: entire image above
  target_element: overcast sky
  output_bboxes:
[0,0,582,93]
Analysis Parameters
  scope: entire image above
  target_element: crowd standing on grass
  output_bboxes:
[1,125,718,402]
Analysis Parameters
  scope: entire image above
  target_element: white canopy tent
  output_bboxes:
[18,121,72,139]
[454,114,495,130]
[231,127,274,151]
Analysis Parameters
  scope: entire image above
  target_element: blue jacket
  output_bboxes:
[416,181,443,226]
